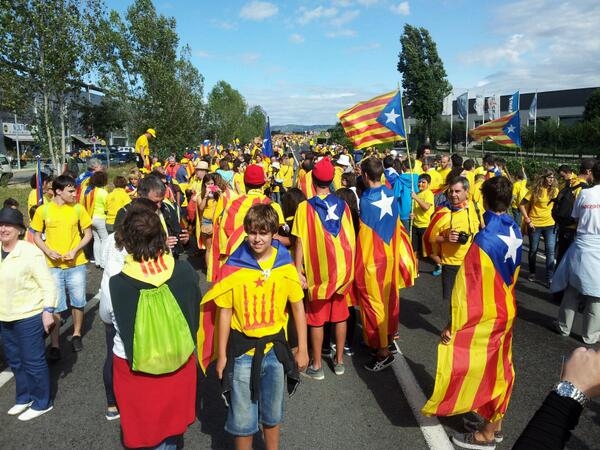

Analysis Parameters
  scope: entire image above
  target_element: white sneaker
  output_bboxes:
[7,402,33,416]
[18,405,53,421]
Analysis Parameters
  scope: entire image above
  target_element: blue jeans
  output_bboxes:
[528,225,556,280]
[0,314,51,410]
[50,264,87,312]
[103,324,117,407]
[225,349,284,436]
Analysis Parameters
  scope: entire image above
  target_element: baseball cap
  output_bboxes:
[146,128,156,137]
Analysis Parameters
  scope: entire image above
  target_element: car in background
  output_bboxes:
[116,151,136,164]
[0,154,14,186]
[118,146,135,153]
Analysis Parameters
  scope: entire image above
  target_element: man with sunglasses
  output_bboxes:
[424,176,481,305]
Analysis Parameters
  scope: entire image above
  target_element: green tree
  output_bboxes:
[237,105,267,145]
[77,97,126,140]
[583,88,600,122]
[206,81,247,145]
[0,0,102,170]
[329,122,353,149]
[397,25,452,142]
[95,0,205,157]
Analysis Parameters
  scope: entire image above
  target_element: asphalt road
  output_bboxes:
[1,252,599,449]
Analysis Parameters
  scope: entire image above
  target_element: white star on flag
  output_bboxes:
[263,138,269,146]
[324,201,339,221]
[498,226,522,263]
[385,108,401,124]
[506,124,516,134]
[372,191,394,220]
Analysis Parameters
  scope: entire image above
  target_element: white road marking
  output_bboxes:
[390,342,455,450]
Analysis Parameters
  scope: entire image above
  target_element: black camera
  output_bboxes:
[457,231,470,245]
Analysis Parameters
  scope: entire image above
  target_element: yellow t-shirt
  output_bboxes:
[332,166,344,191]
[413,159,424,175]
[27,189,52,211]
[30,202,93,268]
[433,206,481,266]
[280,164,294,189]
[525,187,558,227]
[106,188,131,225]
[213,247,304,353]
[413,189,435,228]
[135,134,150,156]
[427,168,444,192]
[233,172,246,195]
[437,167,451,185]
[511,179,528,209]
[92,188,108,220]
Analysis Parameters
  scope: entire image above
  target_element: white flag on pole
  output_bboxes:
[529,92,538,120]
[474,95,484,116]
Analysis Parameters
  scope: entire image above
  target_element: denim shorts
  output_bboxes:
[50,264,87,313]
[225,348,285,436]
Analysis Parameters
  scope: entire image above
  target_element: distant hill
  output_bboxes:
[271,124,334,133]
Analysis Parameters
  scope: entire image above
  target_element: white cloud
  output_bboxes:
[350,42,381,52]
[456,0,600,94]
[330,9,360,27]
[241,53,261,64]
[239,1,278,21]
[194,50,211,58]
[326,29,357,38]
[298,6,338,25]
[357,0,380,6]
[390,2,410,15]
[211,19,236,30]
[289,34,305,44]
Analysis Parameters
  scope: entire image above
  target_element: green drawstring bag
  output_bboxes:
[132,283,195,375]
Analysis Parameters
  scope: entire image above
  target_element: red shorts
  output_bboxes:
[305,293,350,327]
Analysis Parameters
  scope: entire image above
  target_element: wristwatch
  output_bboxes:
[553,380,589,407]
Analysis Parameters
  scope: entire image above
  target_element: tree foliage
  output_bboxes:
[77,97,126,140]
[0,0,102,170]
[397,25,452,141]
[583,88,600,122]
[206,81,249,145]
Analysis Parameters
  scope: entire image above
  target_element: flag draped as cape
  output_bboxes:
[422,212,522,421]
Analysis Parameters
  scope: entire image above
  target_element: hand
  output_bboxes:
[46,249,62,261]
[562,347,600,398]
[178,229,189,245]
[166,235,178,249]
[528,222,536,232]
[409,213,415,220]
[216,356,227,380]
[440,326,452,345]
[62,250,77,261]
[447,230,460,243]
[42,311,55,334]
[298,271,308,290]
[295,349,309,372]
[411,191,418,200]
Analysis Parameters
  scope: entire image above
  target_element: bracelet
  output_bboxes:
[43,307,55,314]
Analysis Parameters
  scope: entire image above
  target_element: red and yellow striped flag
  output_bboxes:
[422,212,522,421]
[291,194,356,301]
[337,91,401,150]
[354,186,416,348]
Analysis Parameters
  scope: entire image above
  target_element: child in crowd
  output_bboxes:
[200,203,308,450]
[411,173,434,259]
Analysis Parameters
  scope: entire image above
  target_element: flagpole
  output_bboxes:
[398,87,415,237]
[533,91,537,157]
[465,91,469,156]
[449,95,453,154]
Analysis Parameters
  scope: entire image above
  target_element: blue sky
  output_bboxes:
[105,0,600,126]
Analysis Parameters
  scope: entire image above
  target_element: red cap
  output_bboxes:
[312,157,334,183]
[244,164,266,185]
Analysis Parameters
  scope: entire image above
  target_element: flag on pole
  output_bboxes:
[263,117,273,157]
[508,91,520,113]
[337,91,404,149]
[529,93,538,120]
[469,111,521,147]
[422,212,522,421]
[376,91,406,138]
[200,139,211,156]
[474,95,484,116]
[457,92,468,120]
[487,94,500,120]
[35,156,44,205]
[442,94,453,116]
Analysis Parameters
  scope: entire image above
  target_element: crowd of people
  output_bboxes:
[1,129,600,449]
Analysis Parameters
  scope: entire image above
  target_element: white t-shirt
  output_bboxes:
[573,185,600,235]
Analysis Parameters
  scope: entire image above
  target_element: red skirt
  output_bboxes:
[113,355,197,448]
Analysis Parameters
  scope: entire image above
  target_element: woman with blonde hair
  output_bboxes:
[519,168,559,286]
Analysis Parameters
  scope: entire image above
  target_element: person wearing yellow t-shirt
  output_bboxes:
[30,174,93,358]
[201,204,308,450]
[279,155,294,190]
[426,159,444,195]
[413,144,431,175]
[135,128,155,170]
[519,169,559,286]
[410,173,435,258]
[27,172,53,211]
[510,168,528,228]
[106,176,132,233]
[424,176,481,300]
[437,154,452,185]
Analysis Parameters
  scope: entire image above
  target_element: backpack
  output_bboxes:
[551,182,588,228]
[132,283,195,375]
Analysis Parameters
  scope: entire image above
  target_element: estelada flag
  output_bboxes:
[354,185,416,349]
[469,111,521,147]
[217,192,283,258]
[297,169,317,199]
[197,240,301,373]
[292,194,356,301]
[338,91,403,150]
[422,212,522,421]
